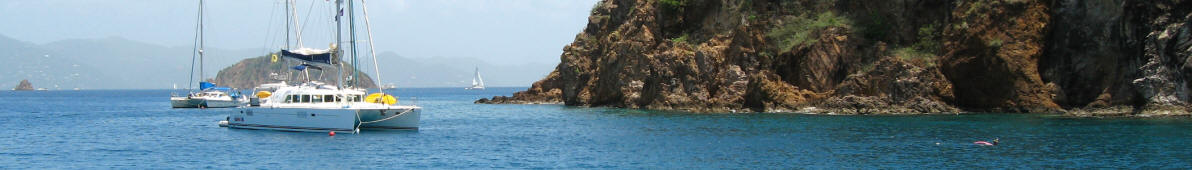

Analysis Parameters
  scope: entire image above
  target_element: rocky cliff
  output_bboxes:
[13,79,33,91]
[479,0,1192,117]
[212,55,376,89]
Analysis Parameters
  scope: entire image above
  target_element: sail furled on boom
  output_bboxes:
[280,48,337,65]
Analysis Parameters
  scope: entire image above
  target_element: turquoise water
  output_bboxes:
[1,88,1190,168]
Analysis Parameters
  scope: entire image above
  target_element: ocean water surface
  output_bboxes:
[1,87,1190,168]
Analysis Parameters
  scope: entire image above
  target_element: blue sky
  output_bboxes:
[0,0,599,65]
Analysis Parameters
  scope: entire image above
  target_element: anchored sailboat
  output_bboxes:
[227,0,421,132]
[171,0,245,108]
[466,67,485,90]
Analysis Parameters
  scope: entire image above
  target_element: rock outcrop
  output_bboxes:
[13,79,33,91]
[479,0,1192,117]
[212,55,376,89]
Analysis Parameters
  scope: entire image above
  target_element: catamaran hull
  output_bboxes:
[227,107,419,132]
[357,108,420,130]
[171,97,242,108]
[171,97,194,108]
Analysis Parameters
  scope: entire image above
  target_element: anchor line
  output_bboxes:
[360,109,411,124]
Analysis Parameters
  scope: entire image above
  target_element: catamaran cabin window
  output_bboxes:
[312,95,323,103]
[284,95,293,103]
[300,95,311,103]
[324,95,335,103]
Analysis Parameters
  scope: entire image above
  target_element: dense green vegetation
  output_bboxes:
[765,12,852,53]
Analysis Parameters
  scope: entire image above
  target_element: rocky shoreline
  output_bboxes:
[478,0,1192,117]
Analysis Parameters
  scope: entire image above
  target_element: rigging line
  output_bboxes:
[261,1,280,57]
[298,0,318,48]
[289,0,304,48]
[361,0,383,93]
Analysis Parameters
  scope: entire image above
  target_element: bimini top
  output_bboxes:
[281,48,335,65]
[199,81,231,91]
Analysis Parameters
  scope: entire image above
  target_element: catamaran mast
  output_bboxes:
[360,0,384,93]
[335,0,344,89]
[348,0,358,88]
[285,0,290,49]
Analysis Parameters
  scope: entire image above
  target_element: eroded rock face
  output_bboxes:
[1043,0,1192,116]
[479,0,1192,116]
[940,0,1060,113]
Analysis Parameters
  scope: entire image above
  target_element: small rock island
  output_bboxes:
[211,55,378,89]
[12,79,34,91]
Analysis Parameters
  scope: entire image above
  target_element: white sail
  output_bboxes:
[477,71,484,87]
[468,67,485,90]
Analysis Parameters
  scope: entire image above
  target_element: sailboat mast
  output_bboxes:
[285,0,290,49]
[198,0,205,84]
[187,0,202,91]
[335,0,344,89]
[348,0,358,88]
[360,0,384,92]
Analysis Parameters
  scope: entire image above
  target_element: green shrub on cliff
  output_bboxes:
[914,23,942,54]
[670,34,690,44]
[660,0,687,10]
[766,12,851,53]
[987,38,1004,47]
[894,47,936,67]
[894,23,942,67]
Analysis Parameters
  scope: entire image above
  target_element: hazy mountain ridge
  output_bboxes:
[2,34,555,89]
[0,35,104,90]
[1,34,272,89]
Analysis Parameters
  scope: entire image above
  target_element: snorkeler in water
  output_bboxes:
[975,138,999,146]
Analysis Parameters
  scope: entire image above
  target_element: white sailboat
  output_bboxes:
[466,67,485,90]
[227,0,421,132]
[171,0,244,108]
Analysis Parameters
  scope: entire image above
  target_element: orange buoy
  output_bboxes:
[329,131,336,136]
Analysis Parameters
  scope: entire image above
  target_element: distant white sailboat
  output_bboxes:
[466,67,485,90]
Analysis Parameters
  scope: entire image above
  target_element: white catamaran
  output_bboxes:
[226,0,420,132]
[466,67,485,90]
[171,0,245,108]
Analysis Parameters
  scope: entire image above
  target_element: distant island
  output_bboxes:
[12,79,33,91]
[479,0,1192,117]
[212,54,377,89]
